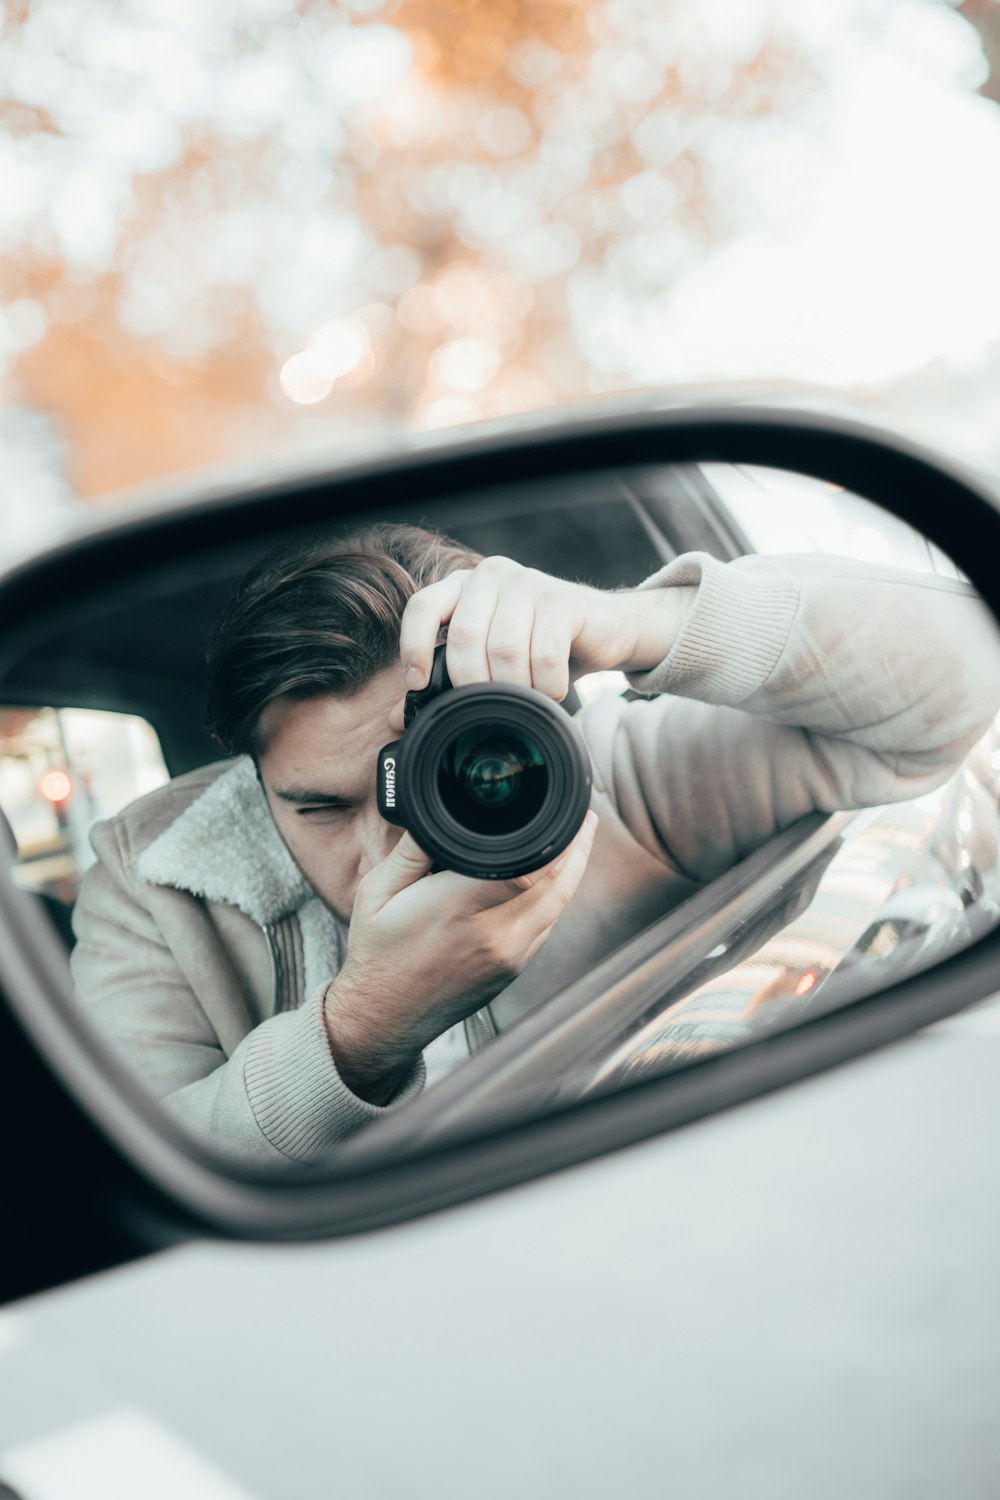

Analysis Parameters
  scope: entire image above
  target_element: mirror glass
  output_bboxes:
[2,458,999,1169]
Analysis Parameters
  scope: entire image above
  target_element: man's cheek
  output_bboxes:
[296,822,357,876]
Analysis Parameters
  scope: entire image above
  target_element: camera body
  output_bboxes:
[377,647,593,879]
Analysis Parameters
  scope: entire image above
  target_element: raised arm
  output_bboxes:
[581,551,1000,882]
[394,548,1000,887]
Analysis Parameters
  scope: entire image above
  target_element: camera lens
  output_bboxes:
[384,679,592,879]
[439,726,548,835]
[465,750,520,806]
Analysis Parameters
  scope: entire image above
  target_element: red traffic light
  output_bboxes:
[40,769,72,805]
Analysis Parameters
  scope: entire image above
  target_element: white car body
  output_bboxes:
[2,991,999,1500]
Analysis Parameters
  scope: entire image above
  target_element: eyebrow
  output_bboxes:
[271,787,355,806]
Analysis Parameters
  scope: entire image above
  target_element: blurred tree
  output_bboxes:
[0,0,822,498]
[2,0,987,500]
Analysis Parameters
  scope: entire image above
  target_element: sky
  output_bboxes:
[660,0,1000,387]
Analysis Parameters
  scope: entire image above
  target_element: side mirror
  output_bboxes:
[2,401,1000,1285]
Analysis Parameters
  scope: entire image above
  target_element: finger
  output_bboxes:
[399,572,470,691]
[493,813,600,965]
[387,696,407,734]
[445,569,498,686]
[464,809,599,911]
[364,830,435,905]
[514,808,599,917]
[485,589,535,687]
[529,607,573,701]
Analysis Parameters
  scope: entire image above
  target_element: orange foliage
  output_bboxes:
[1,0,819,502]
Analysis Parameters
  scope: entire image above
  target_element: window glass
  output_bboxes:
[0,707,169,903]
[700,463,970,577]
[574,728,1000,1100]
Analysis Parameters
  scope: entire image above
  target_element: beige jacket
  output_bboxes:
[71,551,1000,1165]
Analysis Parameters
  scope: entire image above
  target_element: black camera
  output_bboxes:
[377,646,592,879]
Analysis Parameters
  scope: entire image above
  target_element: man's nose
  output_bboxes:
[357,805,402,877]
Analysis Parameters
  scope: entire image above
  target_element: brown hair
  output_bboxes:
[205,522,480,758]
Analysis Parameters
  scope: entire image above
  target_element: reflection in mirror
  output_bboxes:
[1,460,999,1170]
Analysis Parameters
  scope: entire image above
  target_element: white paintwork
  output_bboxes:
[3,996,1000,1498]
[2,1410,263,1500]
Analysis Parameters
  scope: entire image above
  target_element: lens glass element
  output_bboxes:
[438,725,548,836]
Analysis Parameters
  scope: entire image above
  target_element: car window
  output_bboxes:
[579,750,1000,1100]
[0,707,169,909]
[700,463,970,578]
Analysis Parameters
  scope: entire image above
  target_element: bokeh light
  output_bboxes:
[279,352,336,405]
[40,769,72,805]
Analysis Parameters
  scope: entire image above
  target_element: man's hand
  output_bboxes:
[388,556,694,731]
[323,812,598,1105]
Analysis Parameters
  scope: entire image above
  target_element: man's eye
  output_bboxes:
[297,805,349,817]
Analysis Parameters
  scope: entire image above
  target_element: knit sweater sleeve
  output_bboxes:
[577,551,1000,885]
[70,820,425,1166]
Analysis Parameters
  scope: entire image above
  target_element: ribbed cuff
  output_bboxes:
[244,984,426,1161]
[625,551,800,706]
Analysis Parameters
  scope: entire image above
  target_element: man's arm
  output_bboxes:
[71,820,425,1164]
[587,550,1000,882]
[388,551,698,732]
[393,548,1000,884]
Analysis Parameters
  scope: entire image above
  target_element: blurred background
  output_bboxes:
[3,0,1000,541]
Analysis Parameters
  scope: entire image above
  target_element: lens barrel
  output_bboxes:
[377,681,592,879]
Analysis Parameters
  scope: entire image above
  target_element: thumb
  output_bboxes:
[368,830,435,901]
[387,693,407,734]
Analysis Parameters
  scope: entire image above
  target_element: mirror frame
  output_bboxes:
[2,399,1000,1242]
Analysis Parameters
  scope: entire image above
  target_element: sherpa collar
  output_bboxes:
[136,757,315,927]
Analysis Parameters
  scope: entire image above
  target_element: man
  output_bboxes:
[71,522,1000,1164]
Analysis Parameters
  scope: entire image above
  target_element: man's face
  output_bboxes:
[257,667,404,921]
